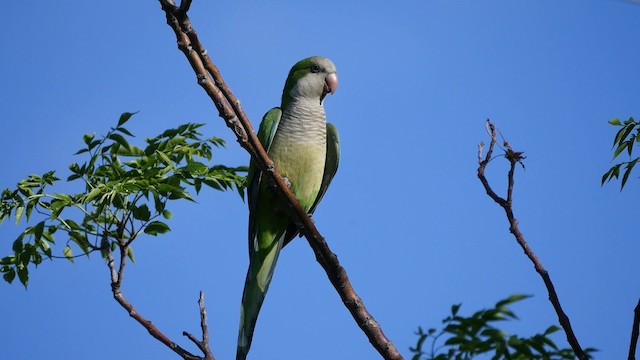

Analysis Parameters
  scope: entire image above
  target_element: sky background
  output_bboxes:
[1,1,639,359]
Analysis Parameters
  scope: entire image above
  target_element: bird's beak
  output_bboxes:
[321,72,338,104]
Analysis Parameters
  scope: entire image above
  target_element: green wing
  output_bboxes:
[247,108,281,254]
[309,122,340,214]
[283,122,340,247]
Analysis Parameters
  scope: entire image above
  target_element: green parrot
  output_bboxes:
[236,56,340,360]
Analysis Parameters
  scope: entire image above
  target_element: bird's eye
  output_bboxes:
[310,64,321,73]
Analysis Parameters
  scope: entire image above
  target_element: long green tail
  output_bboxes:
[236,235,284,360]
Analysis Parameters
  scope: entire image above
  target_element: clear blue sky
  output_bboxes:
[1,1,639,359]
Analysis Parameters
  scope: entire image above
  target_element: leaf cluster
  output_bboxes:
[0,112,246,287]
[602,117,640,190]
[410,294,596,360]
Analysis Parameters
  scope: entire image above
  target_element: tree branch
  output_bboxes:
[106,242,214,360]
[629,298,640,360]
[158,1,403,359]
[183,291,215,360]
[477,119,588,360]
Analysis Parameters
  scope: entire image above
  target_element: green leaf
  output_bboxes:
[544,325,560,335]
[614,124,631,147]
[117,112,136,127]
[63,219,82,231]
[88,139,102,151]
[33,221,45,241]
[495,294,530,308]
[108,133,130,151]
[144,221,171,236]
[63,246,74,263]
[14,206,24,224]
[116,126,134,137]
[153,193,165,213]
[127,247,135,263]
[84,187,103,204]
[608,118,621,126]
[619,124,636,146]
[601,167,614,186]
[12,238,23,253]
[42,171,59,184]
[627,137,636,156]
[621,159,639,190]
[39,239,52,258]
[3,268,16,284]
[25,201,34,221]
[17,267,28,287]
[451,303,461,316]
[132,204,151,221]
[613,141,628,159]
[184,162,209,175]
[156,150,174,168]
[83,133,95,145]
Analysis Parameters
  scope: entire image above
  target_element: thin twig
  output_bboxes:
[158,1,403,359]
[183,292,215,360]
[629,298,640,360]
[477,119,588,360]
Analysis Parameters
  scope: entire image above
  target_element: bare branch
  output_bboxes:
[106,241,213,359]
[158,2,402,359]
[106,248,201,359]
[477,120,588,360]
[629,298,640,360]
[183,292,215,360]
[477,120,507,208]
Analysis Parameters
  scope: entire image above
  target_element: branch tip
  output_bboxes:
[476,120,588,360]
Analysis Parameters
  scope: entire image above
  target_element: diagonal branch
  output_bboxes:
[158,1,403,359]
[477,119,588,360]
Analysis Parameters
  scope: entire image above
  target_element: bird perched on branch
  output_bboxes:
[237,56,340,360]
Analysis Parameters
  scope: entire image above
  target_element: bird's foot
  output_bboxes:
[296,214,315,238]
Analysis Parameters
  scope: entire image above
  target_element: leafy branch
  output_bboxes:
[1,112,245,287]
[158,1,403,359]
[1,113,246,359]
[476,120,592,360]
[601,117,640,360]
[410,294,591,360]
[602,117,640,190]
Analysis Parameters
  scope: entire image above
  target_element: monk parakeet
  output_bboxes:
[236,56,340,360]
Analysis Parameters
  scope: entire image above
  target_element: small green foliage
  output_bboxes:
[143,221,171,236]
[603,117,640,190]
[410,295,596,360]
[0,113,247,287]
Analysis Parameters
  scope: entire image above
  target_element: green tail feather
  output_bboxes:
[236,234,284,360]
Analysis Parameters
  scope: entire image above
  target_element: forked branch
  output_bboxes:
[106,242,214,360]
[157,1,402,359]
[477,119,588,360]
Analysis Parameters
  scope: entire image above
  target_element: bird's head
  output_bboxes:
[282,56,338,105]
